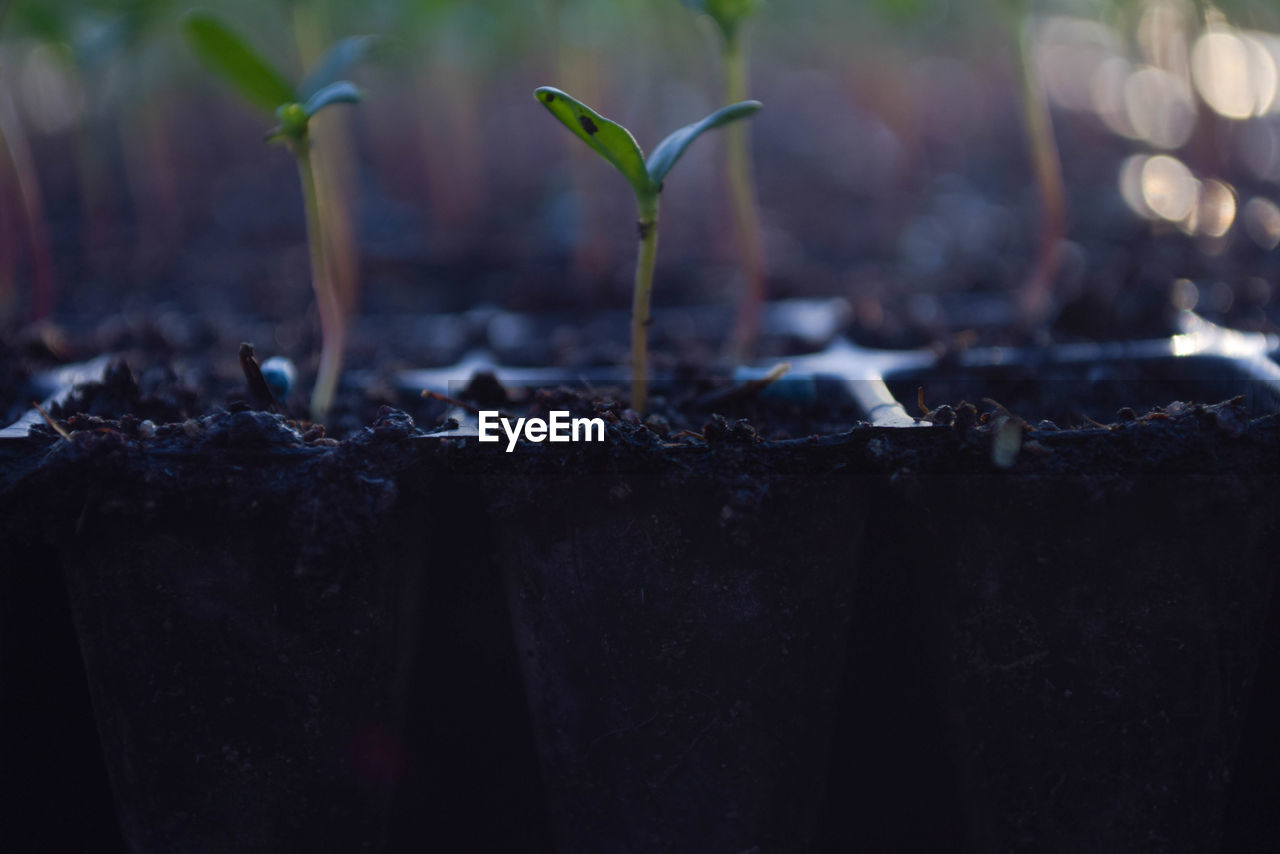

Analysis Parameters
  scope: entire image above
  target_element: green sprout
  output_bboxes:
[535,86,761,413]
[679,0,766,360]
[183,11,371,423]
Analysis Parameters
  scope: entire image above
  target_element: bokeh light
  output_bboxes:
[1196,179,1238,238]
[1141,155,1198,223]
[1243,196,1280,248]
[1192,28,1276,119]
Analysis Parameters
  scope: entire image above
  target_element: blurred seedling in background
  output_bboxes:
[0,0,56,324]
[866,0,1067,329]
[183,11,372,423]
[535,86,761,412]
[1002,0,1067,331]
[0,52,53,325]
[2,0,176,323]
[383,0,530,231]
[678,0,766,360]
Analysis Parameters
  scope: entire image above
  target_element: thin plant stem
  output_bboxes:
[294,136,346,423]
[0,87,55,321]
[293,3,361,316]
[722,29,766,362]
[1013,12,1066,330]
[632,193,660,413]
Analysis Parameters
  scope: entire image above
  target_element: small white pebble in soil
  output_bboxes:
[991,416,1023,470]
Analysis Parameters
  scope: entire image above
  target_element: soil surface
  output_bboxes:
[4,274,1279,854]
[3,398,1279,851]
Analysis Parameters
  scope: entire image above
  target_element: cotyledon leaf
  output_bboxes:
[645,100,762,186]
[534,86,653,197]
[303,80,364,117]
[299,35,377,101]
[182,11,297,114]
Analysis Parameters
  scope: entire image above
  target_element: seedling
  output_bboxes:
[679,0,766,360]
[183,11,370,422]
[1002,0,1067,329]
[8,0,182,321]
[535,86,761,412]
[0,71,53,322]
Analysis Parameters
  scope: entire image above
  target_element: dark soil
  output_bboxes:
[1,409,550,853]
[890,353,1280,429]
[3,393,1279,851]
[4,283,1278,853]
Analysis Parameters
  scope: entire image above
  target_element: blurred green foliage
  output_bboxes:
[870,0,935,24]
[679,0,758,41]
[9,0,174,66]
[7,0,1280,86]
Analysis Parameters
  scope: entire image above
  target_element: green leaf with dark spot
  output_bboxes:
[303,80,364,117]
[645,100,761,186]
[182,11,297,113]
[534,86,653,197]
[299,35,377,100]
